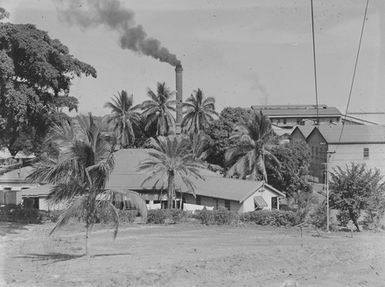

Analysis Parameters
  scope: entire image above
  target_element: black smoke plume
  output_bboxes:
[55,0,181,66]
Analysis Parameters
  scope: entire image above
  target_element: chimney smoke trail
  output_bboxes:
[55,0,181,66]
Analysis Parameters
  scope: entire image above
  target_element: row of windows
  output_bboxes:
[310,146,370,159]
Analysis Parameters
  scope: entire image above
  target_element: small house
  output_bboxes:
[107,149,285,213]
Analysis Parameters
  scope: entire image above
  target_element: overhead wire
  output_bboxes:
[310,0,320,126]
[338,0,370,143]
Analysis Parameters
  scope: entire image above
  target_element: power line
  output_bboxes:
[338,0,370,143]
[310,0,319,126]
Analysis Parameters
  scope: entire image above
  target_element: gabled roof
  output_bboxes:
[291,126,315,139]
[107,149,285,202]
[308,125,385,144]
[251,105,342,118]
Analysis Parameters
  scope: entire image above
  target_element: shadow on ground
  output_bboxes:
[0,222,29,236]
[15,252,132,264]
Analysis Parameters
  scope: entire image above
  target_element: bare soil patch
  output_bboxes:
[1,222,385,286]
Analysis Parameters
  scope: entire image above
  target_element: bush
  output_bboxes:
[147,209,168,224]
[0,205,41,224]
[96,208,138,224]
[147,209,192,224]
[194,209,239,225]
[308,201,327,229]
[240,210,297,227]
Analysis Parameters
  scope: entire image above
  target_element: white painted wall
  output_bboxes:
[328,143,385,176]
[38,197,67,211]
[240,187,280,213]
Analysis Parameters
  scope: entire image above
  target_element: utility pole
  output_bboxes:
[325,150,335,232]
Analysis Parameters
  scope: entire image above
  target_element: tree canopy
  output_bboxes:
[267,140,311,198]
[0,23,96,155]
[330,163,385,231]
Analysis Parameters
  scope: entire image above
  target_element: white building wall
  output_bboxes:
[38,197,68,211]
[328,143,385,176]
[240,187,280,213]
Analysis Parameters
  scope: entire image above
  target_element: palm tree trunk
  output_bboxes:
[167,171,175,209]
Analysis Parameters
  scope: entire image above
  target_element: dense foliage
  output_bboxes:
[205,107,252,167]
[147,209,192,224]
[329,163,385,231]
[225,111,278,181]
[0,23,96,155]
[239,210,298,226]
[0,204,41,224]
[267,140,311,198]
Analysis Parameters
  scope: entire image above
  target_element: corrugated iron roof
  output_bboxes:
[252,105,341,117]
[107,149,285,202]
[313,125,385,144]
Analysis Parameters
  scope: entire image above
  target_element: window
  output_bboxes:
[363,148,369,159]
[283,118,287,124]
[271,197,278,210]
[225,200,231,210]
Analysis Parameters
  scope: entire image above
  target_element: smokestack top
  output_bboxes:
[175,64,183,72]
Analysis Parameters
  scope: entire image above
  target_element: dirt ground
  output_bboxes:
[1,222,385,287]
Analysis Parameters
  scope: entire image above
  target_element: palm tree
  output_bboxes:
[185,131,212,161]
[138,136,205,209]
[225,111,279,182]
[104,90,141,148]
[182,89,218,133]
[141,82,176,136]
[28,114,147,255]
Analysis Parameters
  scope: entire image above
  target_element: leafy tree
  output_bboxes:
[0,23,96,155]
[28,114,147,255]
[329,163,385,231]
[267,140,311,198]
[138,136,205,209]
[181,89,218,133]
[225,111,278,182]
[141,82,176,136]
[104,90,141,148]
[205,107,252,167]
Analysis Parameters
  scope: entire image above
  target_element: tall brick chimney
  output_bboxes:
[175,64,183,134]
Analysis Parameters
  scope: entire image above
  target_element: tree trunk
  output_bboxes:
[167,171,175,209]
[349,209,360,232]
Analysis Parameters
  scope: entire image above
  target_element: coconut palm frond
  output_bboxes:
[103,189,148,222]
[49,196,87,236]
[96,200,120,239]
[47,181,86,203]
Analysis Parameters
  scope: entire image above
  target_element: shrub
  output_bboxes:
[147,209,167,224]
[240,210,297,227]
[96,208,138,224]
[194,209,239,225]
[147,209,192,224]
[308,201,327,229]
[0,205,41,224]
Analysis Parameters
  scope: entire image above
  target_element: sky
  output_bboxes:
[1,0,384,118]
